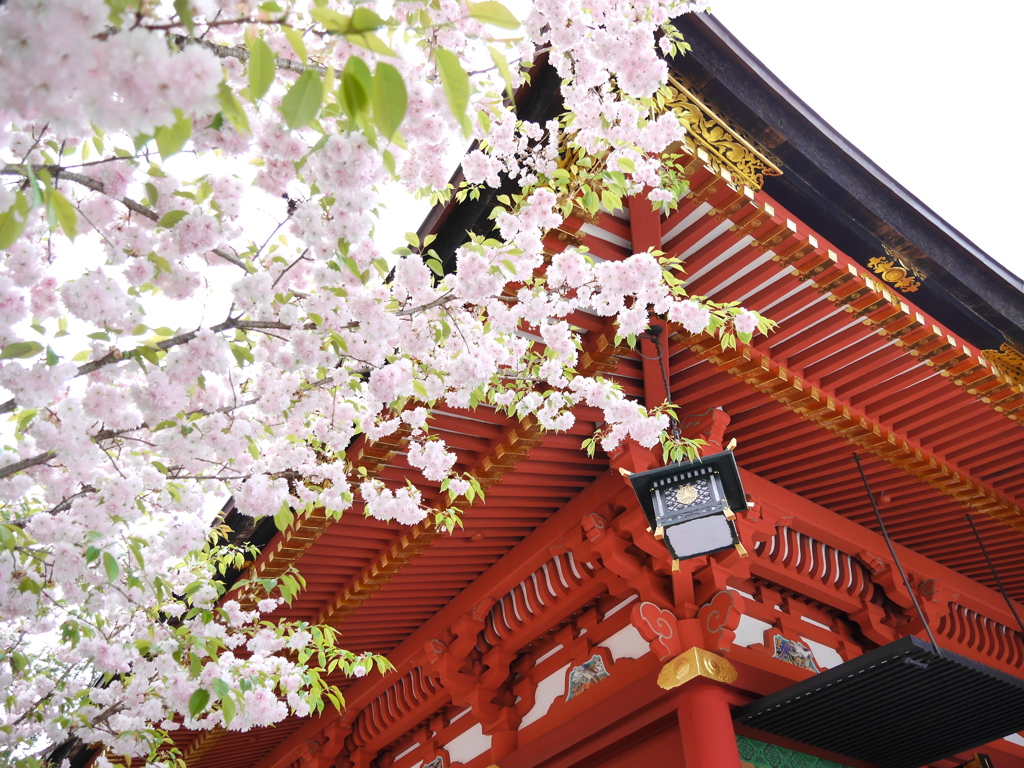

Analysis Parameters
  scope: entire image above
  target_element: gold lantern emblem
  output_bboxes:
[676,484,699,505]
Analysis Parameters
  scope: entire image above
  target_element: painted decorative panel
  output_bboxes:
[423,757,444,768]
[772,635,819,672]
[565,654,609,700]
[737,736,853,768]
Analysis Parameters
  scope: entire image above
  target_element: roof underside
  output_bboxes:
[185,170,1024,768]
[177,22,1024,768]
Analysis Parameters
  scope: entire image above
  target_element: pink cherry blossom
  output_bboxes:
[0,0,763,760]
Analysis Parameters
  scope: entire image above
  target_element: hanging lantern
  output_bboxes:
[626,450,748,562]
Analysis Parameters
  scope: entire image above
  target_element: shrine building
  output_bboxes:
[173,13,1024,768]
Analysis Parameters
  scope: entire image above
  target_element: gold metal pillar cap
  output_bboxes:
[657,646,738,690]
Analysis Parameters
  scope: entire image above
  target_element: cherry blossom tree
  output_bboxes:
[0,0,769,764]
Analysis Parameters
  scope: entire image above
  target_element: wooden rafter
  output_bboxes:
[677,332,1024,534]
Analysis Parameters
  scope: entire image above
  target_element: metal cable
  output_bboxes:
[853,453,942,656]
[965,514,1024,637]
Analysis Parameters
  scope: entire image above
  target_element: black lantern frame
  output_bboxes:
[627,450,748,561]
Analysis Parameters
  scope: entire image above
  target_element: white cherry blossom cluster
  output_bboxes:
[0,0,767,763]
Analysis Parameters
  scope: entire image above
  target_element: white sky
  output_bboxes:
[710,0,1024,279]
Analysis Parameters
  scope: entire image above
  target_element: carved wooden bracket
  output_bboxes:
[856,549,913,609]
[697,590,743,653]
[423,600,522,731]
[631,601,684,661]
[739,493,780,546]
[676,406,732,454]
[578,512,672,607]
[319,721,352,762]
[606,438,661,478]
[693,553,751,608]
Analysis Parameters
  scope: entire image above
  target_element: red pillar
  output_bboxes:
[675,680,742,768]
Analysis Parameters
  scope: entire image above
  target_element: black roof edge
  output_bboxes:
[674,13,1024,349]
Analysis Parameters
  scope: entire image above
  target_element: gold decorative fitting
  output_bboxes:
[868,247,925,292]
[664,77,782,191]
[676,484,699,505]
[553,228,584,247]
[657,646,738,690]
[982,342,1024,388]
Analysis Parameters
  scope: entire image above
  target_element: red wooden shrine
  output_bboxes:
[169,15,1024,768]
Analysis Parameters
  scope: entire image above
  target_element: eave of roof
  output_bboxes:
[673,13,1024,350]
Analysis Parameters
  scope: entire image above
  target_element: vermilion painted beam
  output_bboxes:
[248,469,631,768]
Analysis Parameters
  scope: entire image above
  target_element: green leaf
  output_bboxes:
[102,551,120,582]
[310,7,350,33]
[25,163,43,208]
[0,341,43,360]
[340,56,372,122]
[188,689,210,718]
[212,678,231,699]
[280,70,323,130]
[616,156,636,173]
[274,504,295,531]
[218,83,251,134]
[601,189,622,213]
[15,408,37,434]
[468,0,520,29]
[351,7,385,31]
[347,32,398,58]
[173,0,195,35]
[435,48,470,133]
[283,27,307,63]
[221,694,236,725]
[158,210,188,229]
[47,189,78,238]
[371,62,407,141]
[247,36,276,101]
[155,109,192,159]
[0,192,29,250]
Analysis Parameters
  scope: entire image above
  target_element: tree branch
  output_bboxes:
[170,34,336,78]
[0,164,249,270]
[0,452,57,480]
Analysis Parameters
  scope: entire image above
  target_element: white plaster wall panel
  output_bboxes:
[599,624,649,661]
[445,723,490,765]
[519,664,569,728]
[733,614,773,647]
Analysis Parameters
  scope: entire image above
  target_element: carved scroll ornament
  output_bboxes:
[982,342,1024,388]
[663,78,782,191]
[868,247,925,293]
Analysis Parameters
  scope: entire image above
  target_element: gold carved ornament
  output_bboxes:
[553,77,781,197]
[662,77,782,191]
[676,484,699,505]
[657,646,738,690]
[868,246,925,293]
[982,342,1024,388]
